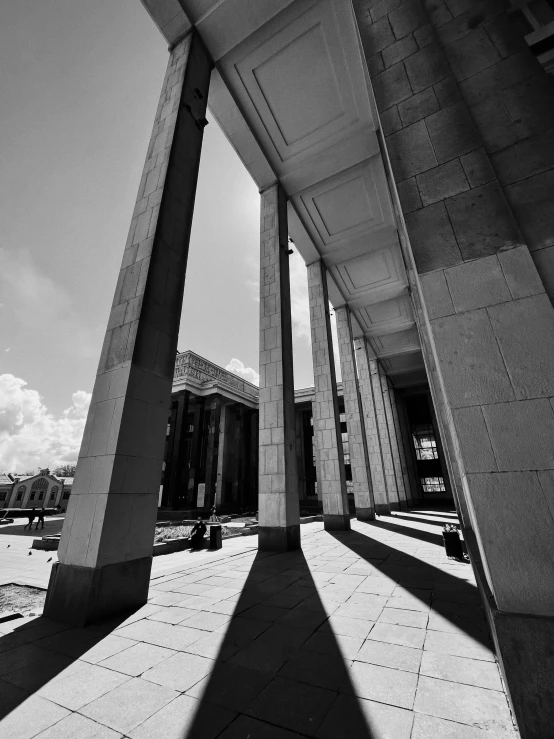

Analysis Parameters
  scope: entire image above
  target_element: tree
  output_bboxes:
[53,464,77,477]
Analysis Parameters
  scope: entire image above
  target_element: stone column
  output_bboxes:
[44,32,211,626]
[204,397,221,511]
[187,396,205,507]
[370,358,400,510]
[258,183,300,551]
[388,387,414,505]
[355,338,390,515]
[164,391,188,508]
[353,1,554,729]
[379,366,407,508]
[307,261,350,531]
[335,306,375,521]
[396,393,422,504]
[215,403,227,506]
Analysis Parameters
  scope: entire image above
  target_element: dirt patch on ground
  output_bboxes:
[0,584,46,614]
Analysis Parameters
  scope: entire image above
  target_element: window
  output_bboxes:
[0,492,6,501]
[412,425,438,460]
[38,491,44,500]
[16,486,25,501]
[30,492,36,500]
[62,492,70,500]
[421,477,446,493]
[50,486,58,499]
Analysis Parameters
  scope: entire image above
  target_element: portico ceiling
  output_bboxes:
[141,0,426,387]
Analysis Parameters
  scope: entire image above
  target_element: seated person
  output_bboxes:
[190,518,207,549]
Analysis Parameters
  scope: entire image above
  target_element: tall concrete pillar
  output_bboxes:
[379,366,407,508]
[44,32,211,626]
[258,183,300,551]
[354,0,554,730]
[388,384,413,505]
[215,403,227,506]
[355,338,390,515]
[395,393,422,504]
[187,397,205,507]
[335,307,375,521]
[370,358,400,511]
[307,261,350,531]
[204,397,221,511]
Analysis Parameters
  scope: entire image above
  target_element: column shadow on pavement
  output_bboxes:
[180,549,382,739]
[329,525,490,645]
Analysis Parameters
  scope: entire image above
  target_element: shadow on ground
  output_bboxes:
[0,516,491,738]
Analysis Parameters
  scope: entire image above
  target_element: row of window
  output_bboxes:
[0,490,70,502]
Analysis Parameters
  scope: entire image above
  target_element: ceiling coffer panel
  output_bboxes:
[234,1,358,165]
[369,327,420,357]
[356,294,414,335]
[331,245,408,307]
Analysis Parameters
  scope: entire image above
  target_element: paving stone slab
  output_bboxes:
[414,675,513,729]
[79,677,178,734]
[99,642,176,677]
[316,693,414,739]
[355,638,423,673]
[342,660,418,709]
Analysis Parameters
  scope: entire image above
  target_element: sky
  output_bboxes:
[0,0,334,471]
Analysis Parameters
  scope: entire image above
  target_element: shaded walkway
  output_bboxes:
[0,511,518,738]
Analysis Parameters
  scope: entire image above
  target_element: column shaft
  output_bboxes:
[308,261,350,531]
[187,397,205,508]
[379,367,407,509]
[355,339,390,515]
[258,183,300,551]
[44,32,212,625]
[370,357,399,511]
[335,307,375,521]
[215,403,227,507]
[204,397,221,511]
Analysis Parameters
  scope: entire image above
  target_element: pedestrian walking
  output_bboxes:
[23,508,36,530]
[35,509,45,530]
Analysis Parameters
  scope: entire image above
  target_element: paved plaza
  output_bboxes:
[0,510,518,738]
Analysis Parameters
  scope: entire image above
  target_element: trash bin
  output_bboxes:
[209,524,222,550]
[443,527,464,559]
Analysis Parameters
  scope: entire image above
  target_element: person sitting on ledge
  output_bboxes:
[190,518,207,550]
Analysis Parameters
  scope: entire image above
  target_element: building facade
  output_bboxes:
[0,471,72,511]
[44,2,554,734]
[162,351,452,513]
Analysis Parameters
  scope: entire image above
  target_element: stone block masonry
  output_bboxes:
[257,183,300,551]
[44,31,212,626]
[335,307,375,521]
[307,261,350,531]
[354,339,390,515]
[354,1,554,730]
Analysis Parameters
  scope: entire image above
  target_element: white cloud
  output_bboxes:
[226,359,259,386]
[0,247,100,359]
[0,374,91,472]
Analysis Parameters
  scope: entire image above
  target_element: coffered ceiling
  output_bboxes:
[141,0,426,386]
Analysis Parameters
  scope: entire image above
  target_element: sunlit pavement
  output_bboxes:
[0,511,519,738]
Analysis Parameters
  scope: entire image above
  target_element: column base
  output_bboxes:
[44,557,152,627]
[375,503,391,515]
[356,507,375,521]
[466,531,554,739]
[258,525,300,552]
[389,501,400,511]
[324,514,351,531]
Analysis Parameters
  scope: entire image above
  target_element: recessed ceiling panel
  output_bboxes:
[356,295,414,335]
[331,244,407,306]
[370,327,420,357]
[253,25,343,146]
[230,0,366,166]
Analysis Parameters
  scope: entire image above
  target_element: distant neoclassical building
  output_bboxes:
[161,351,450,513]
[0,471,72,511]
